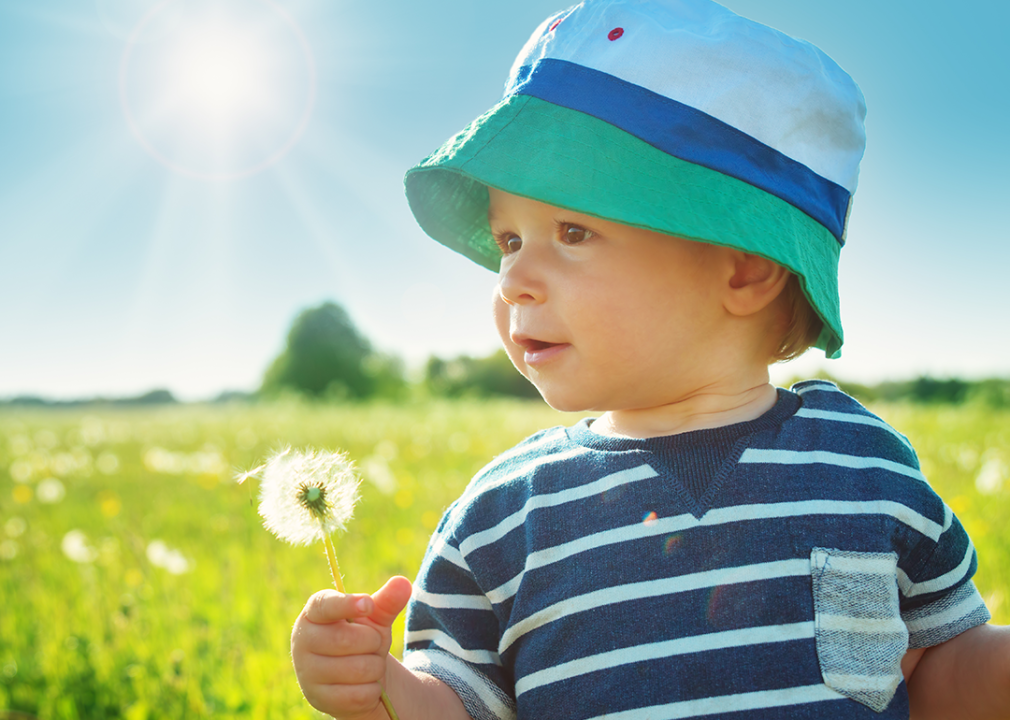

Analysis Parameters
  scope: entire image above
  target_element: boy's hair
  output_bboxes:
[404,0,866,360]
[774,276,824,363]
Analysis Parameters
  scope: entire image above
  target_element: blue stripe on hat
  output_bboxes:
[510,59,850,243]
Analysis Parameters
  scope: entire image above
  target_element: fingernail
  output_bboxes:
[355,597,371,613]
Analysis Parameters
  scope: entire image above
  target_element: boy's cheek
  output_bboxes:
[491,290,529,378]
[491,289,511,347]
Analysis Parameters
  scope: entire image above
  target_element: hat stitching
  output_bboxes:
[455,95,536,175]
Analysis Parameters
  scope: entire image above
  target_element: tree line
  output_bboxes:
[3,301,1008,406]
[259,302,1010,408]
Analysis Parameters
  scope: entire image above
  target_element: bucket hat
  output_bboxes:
[404,0,866,358]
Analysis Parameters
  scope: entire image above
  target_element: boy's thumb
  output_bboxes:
[368,576,413,628]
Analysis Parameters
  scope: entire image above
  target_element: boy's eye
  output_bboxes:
[493,232,522,254]
[560,224,593,245]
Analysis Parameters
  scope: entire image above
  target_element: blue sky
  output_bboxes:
[1,0,1007,400]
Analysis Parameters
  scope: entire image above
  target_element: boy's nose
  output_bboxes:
[497,250,546,306]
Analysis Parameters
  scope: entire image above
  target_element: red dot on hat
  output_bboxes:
[550,18,563,31]
[608,27,624,41]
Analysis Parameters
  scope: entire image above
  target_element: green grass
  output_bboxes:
[0,398,1007,718]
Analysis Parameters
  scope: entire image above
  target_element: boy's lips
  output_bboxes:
[511,334,570,366]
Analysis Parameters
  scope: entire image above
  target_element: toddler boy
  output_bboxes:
[290,1,1008,718]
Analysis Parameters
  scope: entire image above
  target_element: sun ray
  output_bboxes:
[119,0,315,181]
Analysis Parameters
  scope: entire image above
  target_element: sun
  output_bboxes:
[165,26,269,127]
[120,0,315,180]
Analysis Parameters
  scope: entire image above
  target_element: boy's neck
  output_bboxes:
[590,380,779,440]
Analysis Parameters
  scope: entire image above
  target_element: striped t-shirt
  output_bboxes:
[403,381,990,719]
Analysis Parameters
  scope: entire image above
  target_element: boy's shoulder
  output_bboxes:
[782,379,921,469]
[439,420,612,538]
[459,423,584,500]
[442,424,572,510]
[788,378,878,414]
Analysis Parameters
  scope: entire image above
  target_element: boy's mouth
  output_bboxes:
[512,335,569,365]
[511,334,558,351]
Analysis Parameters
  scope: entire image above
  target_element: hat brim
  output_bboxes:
[405,93,843,358]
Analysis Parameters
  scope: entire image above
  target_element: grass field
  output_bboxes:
[1,397,1007,719]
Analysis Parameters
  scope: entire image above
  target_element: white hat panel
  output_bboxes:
[507,0,866,193]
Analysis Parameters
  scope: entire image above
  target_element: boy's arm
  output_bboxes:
[383,658,473,720]
[907,624,1010,720]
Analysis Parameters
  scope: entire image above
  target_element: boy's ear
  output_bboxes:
[722,251,791,317]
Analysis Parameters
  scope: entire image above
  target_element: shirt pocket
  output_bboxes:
[810,548,908,713]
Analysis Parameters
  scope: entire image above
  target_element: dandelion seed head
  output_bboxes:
[256,447,360,546]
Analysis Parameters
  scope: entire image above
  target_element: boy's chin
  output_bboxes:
[533,385,599,414]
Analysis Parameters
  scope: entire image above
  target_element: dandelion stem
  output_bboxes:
[320,533,400,720]
[322,534,345,593]
[380,691,400,720]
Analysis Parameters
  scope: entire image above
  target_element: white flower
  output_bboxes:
[37,477,66,504]
[62,530,98,563]
[146,539,191,574]
[976,456,1006,495]
[247,447,360,546]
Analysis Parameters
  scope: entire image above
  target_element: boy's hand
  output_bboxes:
[291,576,413,720]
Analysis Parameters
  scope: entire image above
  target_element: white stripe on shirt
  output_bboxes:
[793,383,845,396]
[816,615,904,635]
[515,621,814,696]
[412,586,495,612]
[405,628,503,666]
[459,464,659,557]
[897,539,976,597]
[904,587,987,634]
[454,445,593,517]
[793,407,914,451]
[485,499,942,604]
[482,427,569,468]
[584,683,844,720]
[427,532,471,570]
[739,448,927,483]
[499,559,810,653]
[822,673,901,692]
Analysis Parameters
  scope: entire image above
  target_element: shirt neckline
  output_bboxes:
[565,387,801,453]
[565,388,801,518]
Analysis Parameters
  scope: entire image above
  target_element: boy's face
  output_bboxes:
[489,188,732,413]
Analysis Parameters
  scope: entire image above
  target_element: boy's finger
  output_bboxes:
[306,681,384,716]
[366,576,413,628]
[302,589,375,624]
[300,619,383,657]
[298,652,387,685]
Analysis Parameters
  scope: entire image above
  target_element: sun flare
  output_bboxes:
[165,28,270,126]
[120,0,315,180]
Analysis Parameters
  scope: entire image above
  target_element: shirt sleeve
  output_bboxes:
[403,517,517,720]
[898,508,991,649]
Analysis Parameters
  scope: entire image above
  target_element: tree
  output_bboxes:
[261,301,398,399]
